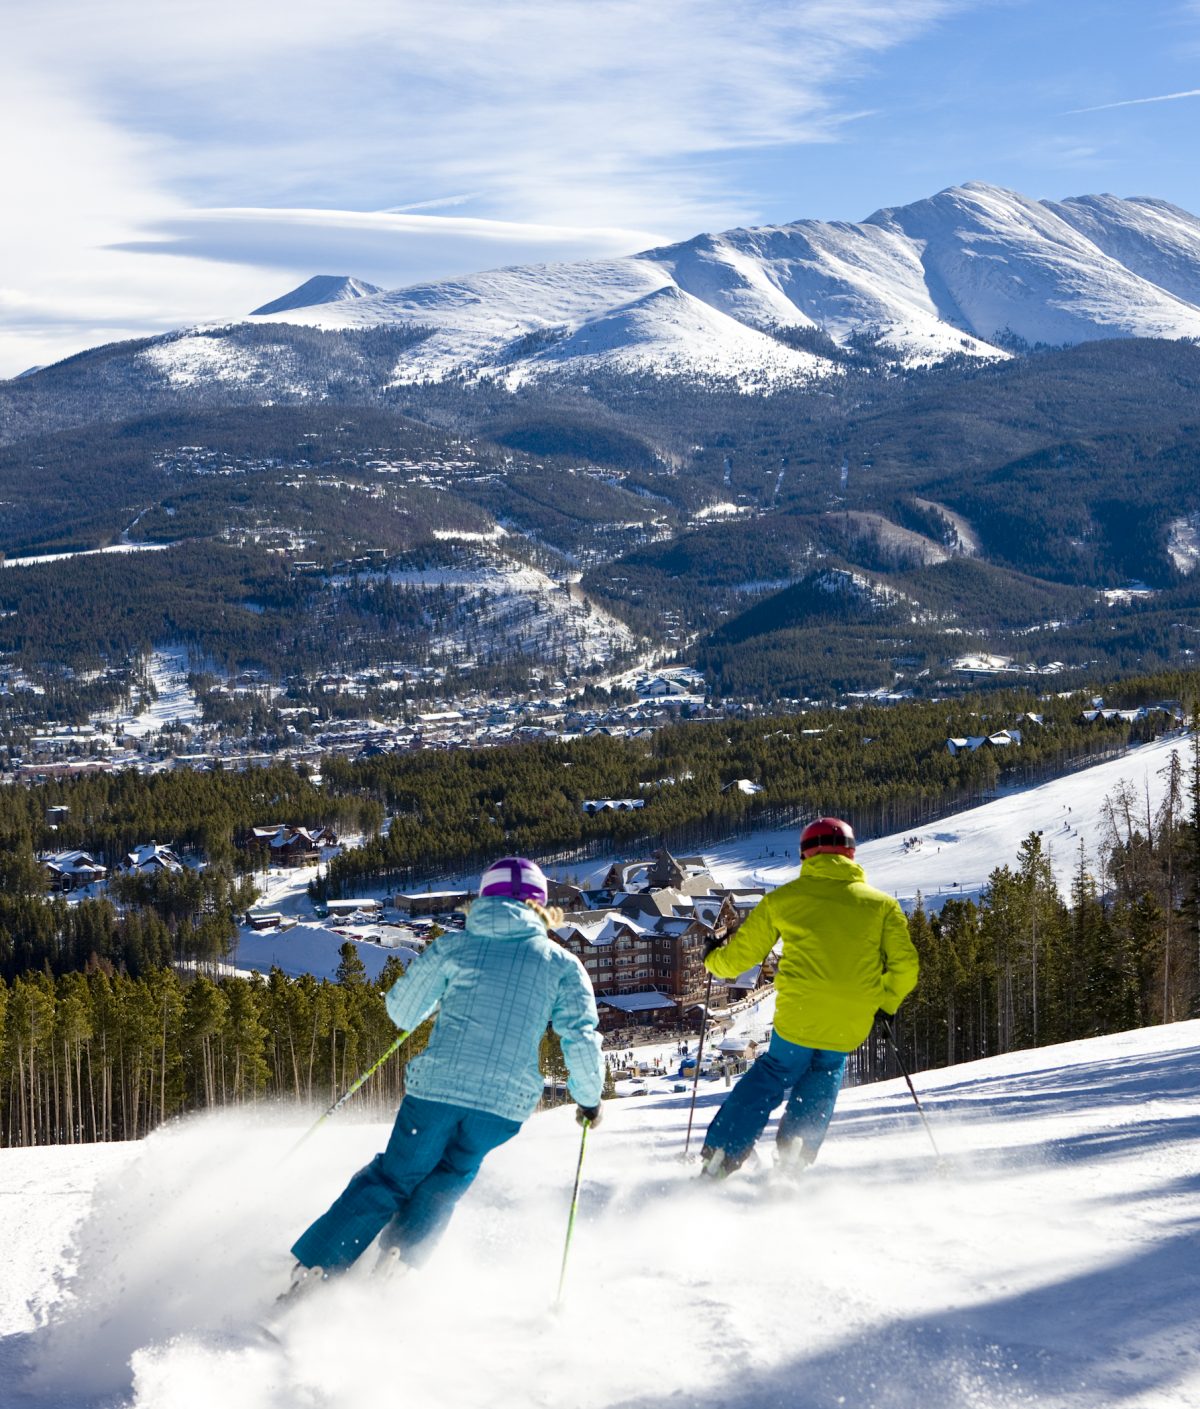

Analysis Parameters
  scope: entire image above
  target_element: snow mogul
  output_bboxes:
[284,857,604,1298]
[700,817,919,1178]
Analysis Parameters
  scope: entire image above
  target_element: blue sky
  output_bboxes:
[2,0,1199,377]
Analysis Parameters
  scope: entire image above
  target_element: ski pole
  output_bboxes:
[682,967,715,1158]
[879,1016,943,1166]
[286,1030,408,1158]
[554,1117,590,1310]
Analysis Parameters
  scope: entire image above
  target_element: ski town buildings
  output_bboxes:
[548,848,770,1033]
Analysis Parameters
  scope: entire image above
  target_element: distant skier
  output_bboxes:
[282,857,604,1300]
[700,818,919,1178]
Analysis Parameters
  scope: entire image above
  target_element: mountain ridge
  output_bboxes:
[227,181,1200,388]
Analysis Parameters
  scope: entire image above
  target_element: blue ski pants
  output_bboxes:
[291,1093,521,1273]
[703,1031,847,1168]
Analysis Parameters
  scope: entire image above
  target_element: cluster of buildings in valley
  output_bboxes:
[41,841,188,893]
[39,803,772,1042]
[38,816,341,896]
[3,666,712,780]
[299,848,773,1037]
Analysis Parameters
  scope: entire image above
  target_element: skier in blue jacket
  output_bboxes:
[284,857,604,1296]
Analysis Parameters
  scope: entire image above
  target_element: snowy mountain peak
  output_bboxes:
[172,183,1200,391]
[250,275,384,316]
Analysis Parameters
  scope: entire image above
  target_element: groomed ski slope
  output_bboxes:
[704,731,1191,908]
[2,1020,1198,1408]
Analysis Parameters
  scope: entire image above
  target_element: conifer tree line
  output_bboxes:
[317,678,1186,898]
[0,673,1186,925]
[0,945,441,1147]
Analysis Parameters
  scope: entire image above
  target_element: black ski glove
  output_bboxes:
[703,935,725,959]
[875,1009,895,1029]
[576,1103,602,1128]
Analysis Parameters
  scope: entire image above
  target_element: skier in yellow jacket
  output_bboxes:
[700,817,918,1178]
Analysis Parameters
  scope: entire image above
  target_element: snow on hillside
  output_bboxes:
[234,920,418,983]
[261,256,677,383]
[653,222,1002,367]
[377,553,640,669]
[3,1019,1198,1407]
[143,330,311,390]
[1,542,172,570]
[250,276,383,317]
[216,182,1200,390]
[103,646,204,742]
[703,732,1190,907]
[867,182,1200,348]
[1167,513,1200,574]
[500,283,832,393]
[1048,194,1200,311]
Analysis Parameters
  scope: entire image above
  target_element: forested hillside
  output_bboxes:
[3,335,1200,702]
[0,674,1188,983]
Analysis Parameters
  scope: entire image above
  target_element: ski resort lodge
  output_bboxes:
[550,848,770,1033]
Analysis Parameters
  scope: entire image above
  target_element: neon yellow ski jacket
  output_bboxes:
[705,853,919,1053]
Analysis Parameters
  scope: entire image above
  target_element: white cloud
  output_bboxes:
[1,0,966,377]
[113,206,669,277]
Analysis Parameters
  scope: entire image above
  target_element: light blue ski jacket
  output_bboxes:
[384,896,605,1123]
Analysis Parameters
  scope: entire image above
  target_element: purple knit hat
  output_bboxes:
[478,856,549,904]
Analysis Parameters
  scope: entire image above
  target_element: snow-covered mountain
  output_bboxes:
[250,274,383,316]
[227,182,1200,389]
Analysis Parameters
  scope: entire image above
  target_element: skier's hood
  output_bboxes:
[798,853,867,885]
[463,894,548,943]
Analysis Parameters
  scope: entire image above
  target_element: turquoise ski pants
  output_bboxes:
[703,1030,847,1169]
[292,1094,521,1272]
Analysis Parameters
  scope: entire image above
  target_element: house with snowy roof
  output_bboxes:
[581,797,646,815]
[946,729,1022,756]
[242,824,336,867]
[125,842,185,876]
[721,778,764,796]
[42,849,107,892]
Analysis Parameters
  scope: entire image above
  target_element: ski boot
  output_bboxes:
[275,1261,328,1308]
[698,1145,747,1181]
[775,1139,817,1183]
[373,1245,412,1283]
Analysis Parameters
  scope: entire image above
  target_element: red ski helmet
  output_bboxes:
[478,856,549,904]
[799,817,856,858]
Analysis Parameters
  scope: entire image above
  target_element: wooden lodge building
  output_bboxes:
[241,824,337,867]
[550,848,769,1032]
